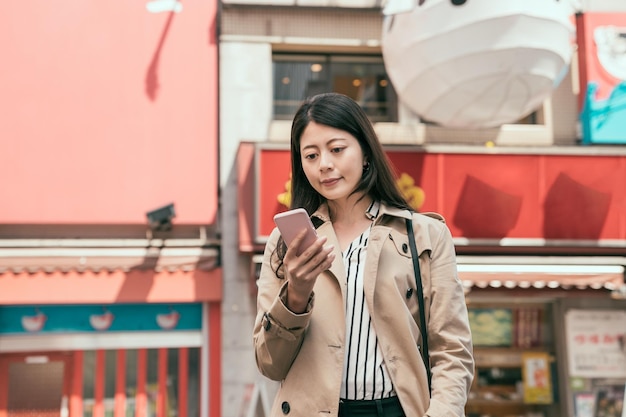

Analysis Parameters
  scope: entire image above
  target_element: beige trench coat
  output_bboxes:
[254,203,474,417]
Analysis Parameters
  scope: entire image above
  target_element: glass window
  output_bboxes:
[273,54,398,123]
[80,348,200,417]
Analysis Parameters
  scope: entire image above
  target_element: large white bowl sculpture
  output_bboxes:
[381,0,575,128]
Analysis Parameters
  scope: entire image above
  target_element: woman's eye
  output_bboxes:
[303,153,317,160]
[331,147,344,153]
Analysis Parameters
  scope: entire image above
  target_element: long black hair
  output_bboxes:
[290,92,411,214]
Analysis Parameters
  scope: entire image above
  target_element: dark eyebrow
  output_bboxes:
[301,138,347,152]
[327,138,348,145]
[301,144,319,152]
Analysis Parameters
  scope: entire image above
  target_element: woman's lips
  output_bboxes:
[321,178,340,186]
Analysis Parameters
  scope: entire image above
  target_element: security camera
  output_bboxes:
[146,203,176,231]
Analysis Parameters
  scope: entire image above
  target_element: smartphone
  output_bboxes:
[273,208,318,256]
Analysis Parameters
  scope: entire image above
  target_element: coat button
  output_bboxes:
[406,288,414,299]
[402,243,408,253]
[281,401,290,414]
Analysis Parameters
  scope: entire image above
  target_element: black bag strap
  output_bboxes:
[406,217,432,394]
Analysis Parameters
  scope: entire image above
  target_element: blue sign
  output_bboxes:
[0,303,202,334]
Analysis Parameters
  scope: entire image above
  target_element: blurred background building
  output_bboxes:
[1,2,221,417]
[1,0,626,417]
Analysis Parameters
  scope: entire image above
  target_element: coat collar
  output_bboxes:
[311,201,440,259]
[311,201,413,225]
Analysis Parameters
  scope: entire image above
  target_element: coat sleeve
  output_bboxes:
[422,218,475,417]
[253,228,314,381]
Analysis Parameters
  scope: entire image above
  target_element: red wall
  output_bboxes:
[0,1,218,225]
[245,147,626,244]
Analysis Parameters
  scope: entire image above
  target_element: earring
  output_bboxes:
[363,162,370,172]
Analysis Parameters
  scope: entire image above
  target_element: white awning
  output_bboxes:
[456,255,625,291]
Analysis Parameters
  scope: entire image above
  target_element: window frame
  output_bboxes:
[272,52,398,123]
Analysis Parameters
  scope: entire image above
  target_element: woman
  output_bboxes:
[254,93,474,417]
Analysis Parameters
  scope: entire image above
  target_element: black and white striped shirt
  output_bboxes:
[340,201,396,400]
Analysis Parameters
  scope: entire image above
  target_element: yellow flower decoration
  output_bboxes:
[278,172,424,211]
[397,173,425,211]
[277,175,292,208]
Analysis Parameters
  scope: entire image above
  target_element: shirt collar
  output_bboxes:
[365,200,380,220]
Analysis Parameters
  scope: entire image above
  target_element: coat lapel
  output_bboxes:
[316,220,347,300]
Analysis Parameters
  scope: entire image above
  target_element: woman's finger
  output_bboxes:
[286,229,323,259]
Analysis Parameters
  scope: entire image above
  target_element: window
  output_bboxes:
[81,348,200,417]
[273,54,398,123]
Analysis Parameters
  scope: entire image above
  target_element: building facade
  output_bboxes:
[1,2,221,417]
[219,1,626,417]
[1,1,625,417]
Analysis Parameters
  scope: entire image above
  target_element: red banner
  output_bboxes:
[241,145,626,247]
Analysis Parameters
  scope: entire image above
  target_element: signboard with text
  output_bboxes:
[565,309,626,378]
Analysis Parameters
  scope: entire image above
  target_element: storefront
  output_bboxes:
[237,142,626,417]
[0,254,222,417]
[462,266,625,417]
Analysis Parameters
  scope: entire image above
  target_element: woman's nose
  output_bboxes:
[319,152,333,170]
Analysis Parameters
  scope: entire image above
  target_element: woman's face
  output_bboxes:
[299,121,366,204]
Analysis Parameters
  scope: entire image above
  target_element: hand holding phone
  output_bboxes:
[273,208,318,256]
